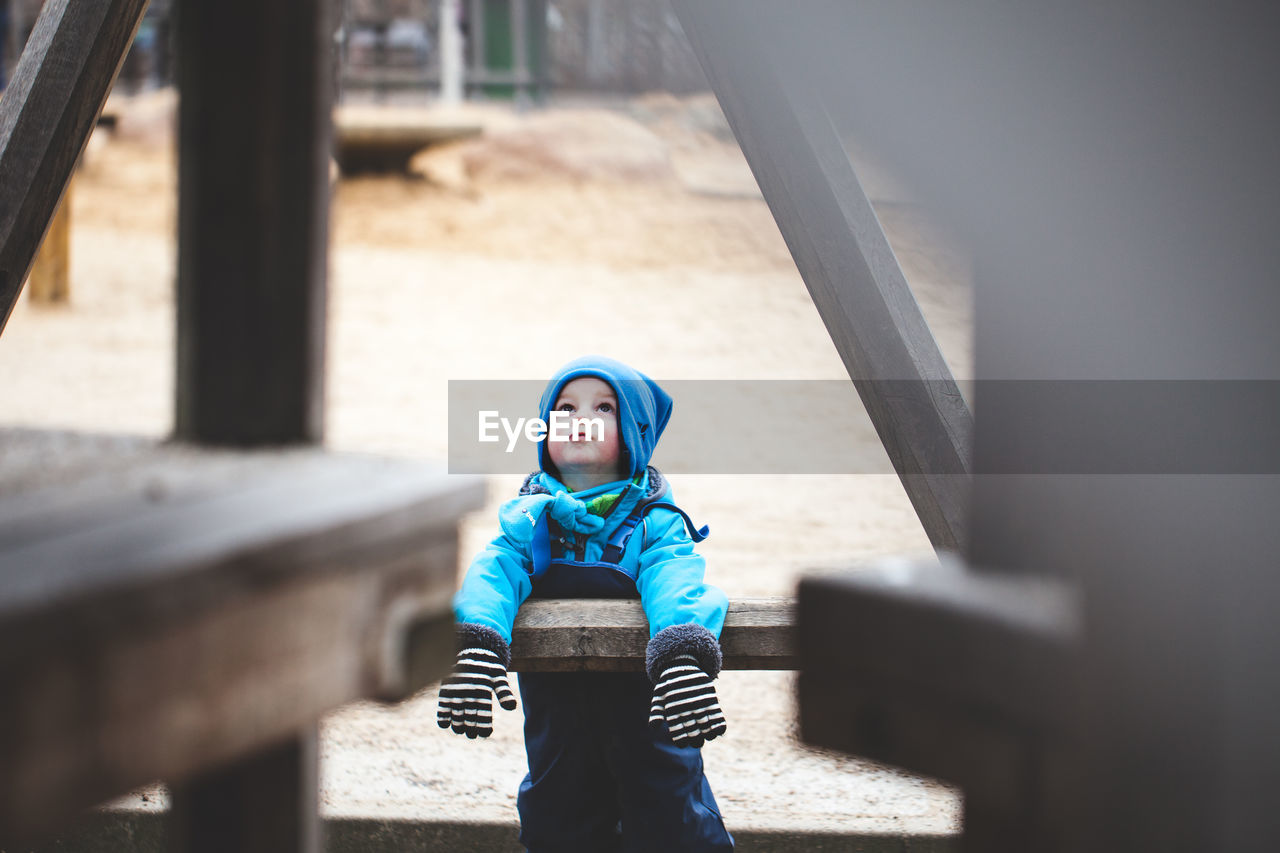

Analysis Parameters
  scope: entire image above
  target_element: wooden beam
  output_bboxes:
[670,0,973,554]
[0,435,485,845]
[798,557,1079,846]
[174,0,335,445]
[510,597,794,672]
[0,0,149,334]
[798,557,1079,732]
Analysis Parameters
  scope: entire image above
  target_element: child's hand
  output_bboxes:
[497,493,602,544]
[437,628,519,739]
[648,654,728,749]
[549,492,605,534]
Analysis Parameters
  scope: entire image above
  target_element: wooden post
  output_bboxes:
[174,0,335,445]
[169,730,320,853]
[26,173,71,303]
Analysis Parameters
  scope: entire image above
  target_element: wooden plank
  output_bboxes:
[801,676,1031,814]
[26,173,71,303]
[802,675,1073,852]
[670,0,973,554]
[0,0,148,333]
[798,559,1079,745]
[0,443,484,648]
[0,437,485,844]
[169,729,319,853]
[0,533,459,845]
[797,558,1079,850]
[509,597,794,672]
[174,0,335,444]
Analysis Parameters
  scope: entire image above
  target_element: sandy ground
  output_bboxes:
[0,91,970,836]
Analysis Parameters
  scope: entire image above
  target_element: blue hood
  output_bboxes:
[537,356,673,480]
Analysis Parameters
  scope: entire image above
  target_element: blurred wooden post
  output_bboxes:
[170,0,335,847]
[174,0,334,445]
[27,175,71,303]
[170,730,320,853]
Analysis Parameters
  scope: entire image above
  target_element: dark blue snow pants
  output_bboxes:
[516,670,734,853]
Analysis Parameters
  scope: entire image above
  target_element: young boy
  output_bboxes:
[439,355,734,852]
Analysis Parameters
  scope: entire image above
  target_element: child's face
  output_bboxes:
[547,376,625,489]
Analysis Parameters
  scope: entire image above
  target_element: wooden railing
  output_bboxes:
[0,436,484,849]
[510,598,795,672]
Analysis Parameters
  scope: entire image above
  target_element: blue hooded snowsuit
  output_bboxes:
[453,356,734,852]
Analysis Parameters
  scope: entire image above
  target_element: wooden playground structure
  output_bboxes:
[2,1,1278,852]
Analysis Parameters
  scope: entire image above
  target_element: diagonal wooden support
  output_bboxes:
[0,0,150,334]
[671,0,973,554]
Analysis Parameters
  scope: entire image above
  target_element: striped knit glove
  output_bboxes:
[648,654,727,748]
[436,624,517,739]
[646,624,727,749]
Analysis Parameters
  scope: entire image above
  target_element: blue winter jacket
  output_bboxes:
[453,357,728,647]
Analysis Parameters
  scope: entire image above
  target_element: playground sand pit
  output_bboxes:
[0,92,968,836]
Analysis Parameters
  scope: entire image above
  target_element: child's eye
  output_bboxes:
[596,402,614,413]
[556,402,575,413]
